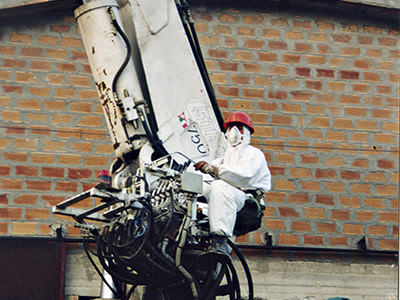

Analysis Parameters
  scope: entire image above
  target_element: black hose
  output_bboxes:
[176,2,225,132]
[227,261,241,300]
[203,264,227,300]
[228,240,254,300]
[108,7,131,102]
[83,237,119,297]
[108,7,168,158]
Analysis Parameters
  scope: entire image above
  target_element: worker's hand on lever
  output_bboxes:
[194,161,219,178]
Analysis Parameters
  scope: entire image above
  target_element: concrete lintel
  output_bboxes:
[342,0,400,10]
[0,0,60,10]
[0,0,81,17]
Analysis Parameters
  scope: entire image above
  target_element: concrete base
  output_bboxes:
[64,246,397,300]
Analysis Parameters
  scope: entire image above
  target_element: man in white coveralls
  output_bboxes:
[195,111,271,260]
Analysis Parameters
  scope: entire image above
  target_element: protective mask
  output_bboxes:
[226,126,243,147]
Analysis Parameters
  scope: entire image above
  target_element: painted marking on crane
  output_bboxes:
[178,112,188,129]
[187,123,208,155]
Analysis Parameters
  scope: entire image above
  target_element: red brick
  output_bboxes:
[0,208,22,219]
[232,99,253,110]
[269,41,287,50]
[3,85,23,94]
[68,168,92,180]
[46,49,67,59]
[376,185,397,196]
[358,36,373,44]
[379,212,397,223]
[315,169,336,179]
[50,23,71,32]
[258,52,278,62]
[278,233,298,245]
[317,69,334,77]
[238,27,255,36]
[0,165,10,176]
[289,194,310,203]
[304,235,324,246]
[59,154,82,165]
[0,194,7,205]
[14,194,38,205]
[377,159,394,169]
[17,99,41,110]
[234,50,253,61]
[218,61,238,71]
[26,208,50,220]
[30,60,51,71]
[301,155,319,164]
[342,224,364,235]
[245,39,264,49]
[42,167,65,178]
[4,152,28,162]
[268,91,287,100]
[230,75,249,85]
[269,166,285,176]
[21,47,42,57]
[61,37,82,47]
[26,180,51,191]
[0,222,7,234]
[15,71,35,83]
[264,219,285,230]
[277,128,298,138]
[243,88,264,98]
[331,210,350,220]
[316,195,334,205]
[291,91,312,101]
[296,67,311,77]
[378,37,396,46]
[292,221,311,232]
[329,237,348,247]
[271,115,291,125]
[357,211,374,222]
[42,195,64,207]
[55,181,78,192]
[304,207,325,219]
[15,166,38,176]
[306,80,322,90]
[317,223,336,233]
[352,184,371,194]
[333,34,351,43]
[57,63,76,72]
[84,156,108,167]
[38,35,59,45]
[379,239,397,250]
[290,168,312,178]
[218,86,239,97]
[340,171,361,180]
[339,196,361,208]
[3,58,25,68]
[339,70,359,80]
[279,207,299,217]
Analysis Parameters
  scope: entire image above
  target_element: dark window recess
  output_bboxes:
[0,238,64,300]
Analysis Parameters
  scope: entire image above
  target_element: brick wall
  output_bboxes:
[0,2,398,251]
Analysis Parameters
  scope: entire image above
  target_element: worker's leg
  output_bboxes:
[204,179,247,237]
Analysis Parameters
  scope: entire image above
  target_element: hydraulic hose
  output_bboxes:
[83,237,119,297]
[175,195,199,300]
[176,1,226,132]
[107,6,168,158]
[228,239,254,300]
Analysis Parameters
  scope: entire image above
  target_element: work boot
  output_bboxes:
[202,235,231,263]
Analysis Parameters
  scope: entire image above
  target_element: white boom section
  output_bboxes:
[75,0,226,165]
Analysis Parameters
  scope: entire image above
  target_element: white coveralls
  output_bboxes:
[203,127,271,237]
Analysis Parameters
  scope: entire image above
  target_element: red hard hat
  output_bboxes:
[224,112,254,134]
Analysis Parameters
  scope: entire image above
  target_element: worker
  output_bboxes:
[195,111,271,260]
